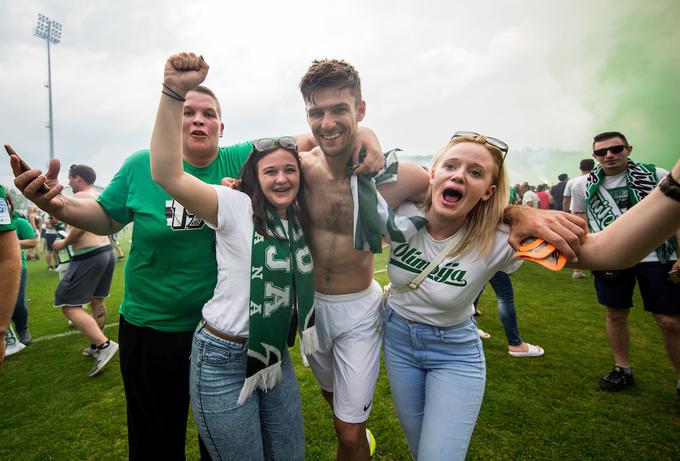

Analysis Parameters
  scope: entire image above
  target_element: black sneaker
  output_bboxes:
[599,366,634,392]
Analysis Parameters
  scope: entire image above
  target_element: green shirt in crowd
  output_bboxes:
[0,185,16,232]
[12,211,37,269]
[97,144,252,332]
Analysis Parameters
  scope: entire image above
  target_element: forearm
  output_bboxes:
[60,228,85,246]
[150,93,185,191]
[575,186,680,269]
[51,196,120,235]
[0,234,21,336]
[19,238,39,249]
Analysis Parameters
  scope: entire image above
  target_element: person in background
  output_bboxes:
[563,158,594,279]
[6,195,39,346]
[550,173,568,210]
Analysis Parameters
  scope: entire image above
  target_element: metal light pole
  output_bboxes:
[33,14,62,160]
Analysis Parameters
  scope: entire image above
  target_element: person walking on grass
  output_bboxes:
[570,131,680,394]
[51,164,118,377]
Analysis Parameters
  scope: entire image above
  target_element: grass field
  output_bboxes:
[1,228,679,460]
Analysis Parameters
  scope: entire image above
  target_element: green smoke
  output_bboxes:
[589,0,680,170]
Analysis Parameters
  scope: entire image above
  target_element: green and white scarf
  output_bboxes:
[351,149,428,252]
[238,211,317,405]
[585,160,677,263]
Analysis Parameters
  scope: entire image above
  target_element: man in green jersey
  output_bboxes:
[0,185,22,367]
[11,82,384,459]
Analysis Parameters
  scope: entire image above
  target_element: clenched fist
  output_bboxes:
[163,52,209,97]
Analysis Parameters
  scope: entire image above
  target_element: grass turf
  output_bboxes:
[1,232,679,460]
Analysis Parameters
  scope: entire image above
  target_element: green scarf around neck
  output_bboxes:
[585,160,677,263]
[238,210,316,405]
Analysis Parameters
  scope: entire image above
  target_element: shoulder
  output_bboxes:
[219,141,253,157]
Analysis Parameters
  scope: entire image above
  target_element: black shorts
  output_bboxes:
[54,246,115,307]
[45,233,57,251]
[593,261,680,315]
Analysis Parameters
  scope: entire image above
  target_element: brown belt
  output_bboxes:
[202,322,247,344]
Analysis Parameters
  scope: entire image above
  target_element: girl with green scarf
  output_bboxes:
[150,53,315,461]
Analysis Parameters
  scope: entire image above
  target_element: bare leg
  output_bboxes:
[652,313,680,380]
[606,307,631,368]
[62,306,108,346]
[321,390,370,460]
[89,298,107,331]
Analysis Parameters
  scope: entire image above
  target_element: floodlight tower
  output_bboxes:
[33,14,62,160]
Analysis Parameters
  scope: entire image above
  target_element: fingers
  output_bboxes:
[169,52,207,72]
[46,158,61,181]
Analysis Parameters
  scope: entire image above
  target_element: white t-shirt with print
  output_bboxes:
[570,167,668,262]
[386,203,521,327]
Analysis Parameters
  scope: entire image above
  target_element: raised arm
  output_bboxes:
[150,52,217,226]
[11,157,123,235]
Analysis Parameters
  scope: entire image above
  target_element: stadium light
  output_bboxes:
[33,14,63,161]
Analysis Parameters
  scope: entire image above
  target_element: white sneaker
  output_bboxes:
[572,270,586,279]
[82,345,98,358]
[89,341,119,377]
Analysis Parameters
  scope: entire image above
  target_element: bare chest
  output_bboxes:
[306,178,354,235]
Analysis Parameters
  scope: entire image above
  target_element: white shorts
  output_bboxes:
[306,280,383,424]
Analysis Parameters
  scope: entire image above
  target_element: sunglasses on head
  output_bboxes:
[451,131,509,164]
[252,137,297,154]
[593,145,627,157]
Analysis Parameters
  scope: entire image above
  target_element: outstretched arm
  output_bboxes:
[574,161,680,270]
[150,52,218,226]
[11,157,123,235]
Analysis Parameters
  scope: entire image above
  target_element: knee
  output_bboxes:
[606,309,629,324]
[333,420,365,449]
[653,314,680,334]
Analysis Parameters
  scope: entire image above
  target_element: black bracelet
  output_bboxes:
[161,83,186,102]
[659,173,680,202]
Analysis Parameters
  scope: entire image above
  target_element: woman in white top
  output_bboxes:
[150,53,315,461]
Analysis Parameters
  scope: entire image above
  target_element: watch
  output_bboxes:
[659,172,680,202]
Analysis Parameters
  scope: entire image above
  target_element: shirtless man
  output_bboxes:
[52,164,118,377]
[297,59,588,460]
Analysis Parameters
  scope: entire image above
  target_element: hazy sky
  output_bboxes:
[1,0,678,189]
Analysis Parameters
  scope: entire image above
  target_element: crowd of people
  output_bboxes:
[2,51,680,461]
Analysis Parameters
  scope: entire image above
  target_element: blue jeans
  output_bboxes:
[190,324,304,461]
[474,271,522,346]
[12,268,28,333]
[383,305,486,461]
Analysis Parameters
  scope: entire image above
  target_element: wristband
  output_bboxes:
[659,173,680,202]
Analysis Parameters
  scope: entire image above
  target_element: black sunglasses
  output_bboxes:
[451,131,509,164]
[252,137,297,154]
[593,145,627,157]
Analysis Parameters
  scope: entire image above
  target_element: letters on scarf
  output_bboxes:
[238,211,317,405]
[585,160,677,263]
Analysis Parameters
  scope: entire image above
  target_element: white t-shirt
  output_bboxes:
[521,190,539,208]
[387,203,521,327]
[201,185,256,337]
[563,175,582,198]
[570,167,668,262]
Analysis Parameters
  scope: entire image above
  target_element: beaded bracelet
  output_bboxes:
[659,172,680,202]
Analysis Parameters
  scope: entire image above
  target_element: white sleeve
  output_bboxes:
[209,185,252,234]
[563,179,574,197]
[569,178,587,213]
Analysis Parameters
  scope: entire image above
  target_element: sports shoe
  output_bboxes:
[89,340,119,377]
[599,366,634,392]
[366,428,376,458]
[18,330,33,346]
[82,345,98,358]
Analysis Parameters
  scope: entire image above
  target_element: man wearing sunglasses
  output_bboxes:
[571,131,680,394]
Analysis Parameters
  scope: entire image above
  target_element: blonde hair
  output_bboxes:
[422,135,509,258]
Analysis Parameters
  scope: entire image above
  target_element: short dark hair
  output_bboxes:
[299,59,362,104]
[593,131,629,147]
[579,159,595,172]
[69,164,96,185]
[237,146,309,239]
[558,173,568,181]
[188,85,222,118]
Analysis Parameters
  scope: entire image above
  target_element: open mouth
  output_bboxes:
[190,129,208,137]
[321,133,341,142]
[442,187,463,205]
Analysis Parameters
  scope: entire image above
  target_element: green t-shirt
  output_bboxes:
[0,186,16,232]
[97,144,252,332]
[13,212,37,269]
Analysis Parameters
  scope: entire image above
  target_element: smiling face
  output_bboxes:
[257,148,301,218]
[182,90,224,160]
[428,142,498,227]
[305,87,365,160]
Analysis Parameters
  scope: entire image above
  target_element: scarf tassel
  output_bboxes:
[237,360,283,406]
[299,325,319,356]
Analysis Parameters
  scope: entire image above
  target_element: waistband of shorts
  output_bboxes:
[314,279,381,303]
[71,244,113,261]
